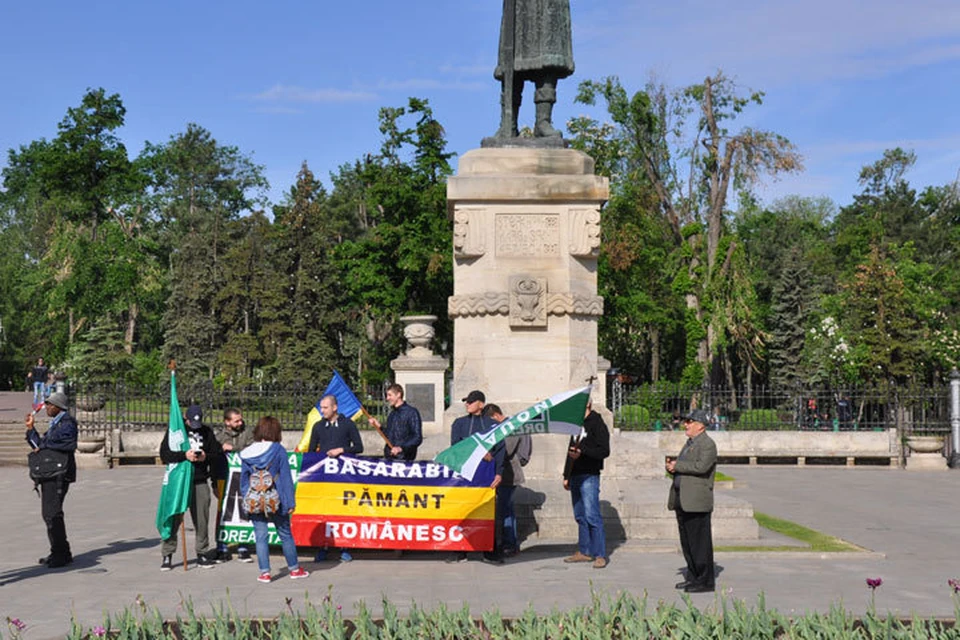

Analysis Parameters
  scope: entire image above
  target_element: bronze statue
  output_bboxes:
[483,0,574,147]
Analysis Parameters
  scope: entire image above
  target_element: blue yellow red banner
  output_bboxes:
[217,453,496,551]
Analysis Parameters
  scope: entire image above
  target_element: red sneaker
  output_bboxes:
[257,572,271,584]
[289,567,309,580]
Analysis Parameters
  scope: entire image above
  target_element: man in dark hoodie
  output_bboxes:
[159,404,223,571]
[562,398,610,569]
[213,408,254,562]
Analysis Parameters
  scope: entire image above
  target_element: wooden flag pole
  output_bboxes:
[168,360,189,572]
[361,407,395,449]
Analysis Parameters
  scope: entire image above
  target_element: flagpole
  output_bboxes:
[361,407,395,448]
[168,360,190,572]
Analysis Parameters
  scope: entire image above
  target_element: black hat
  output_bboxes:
[684,409,710,425]
[462,390,485,404]
[186,404,203,429]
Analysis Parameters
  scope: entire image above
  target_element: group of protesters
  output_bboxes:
[25,379,715,591]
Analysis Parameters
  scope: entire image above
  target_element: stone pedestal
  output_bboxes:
[445,148,609,424]
[391,315,449,436]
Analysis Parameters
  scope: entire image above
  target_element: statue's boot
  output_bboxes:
[534,101,561,138]
[534,77,561,138]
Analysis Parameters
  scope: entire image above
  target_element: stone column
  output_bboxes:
[390,315,449,436]
[445,147,609,425]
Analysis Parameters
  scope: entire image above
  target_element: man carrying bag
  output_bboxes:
[25,391,78,569]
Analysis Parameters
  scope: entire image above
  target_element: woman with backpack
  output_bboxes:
[239,416,308,583]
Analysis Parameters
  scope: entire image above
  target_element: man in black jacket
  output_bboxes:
[25,391,77,568]
[562,399,610,569]
[307,394,364,458]
[158,404,222,571]
[370,384,423,461]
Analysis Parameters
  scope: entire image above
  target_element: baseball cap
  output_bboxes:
[461,390,485,404]
[185,404,203,429]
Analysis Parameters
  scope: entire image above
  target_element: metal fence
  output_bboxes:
[64,381,390,440]
[608,380,952,434]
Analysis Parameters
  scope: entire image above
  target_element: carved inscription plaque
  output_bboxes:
[495,214,560,257]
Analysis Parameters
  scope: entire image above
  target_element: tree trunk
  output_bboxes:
[649,326,661,382]
[124,303,138,355]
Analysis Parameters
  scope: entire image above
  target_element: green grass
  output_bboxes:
[715,471,734,482]
[716,511,864,553]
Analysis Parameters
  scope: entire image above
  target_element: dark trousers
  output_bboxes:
[676,506,714,587]
[41,479,71,560]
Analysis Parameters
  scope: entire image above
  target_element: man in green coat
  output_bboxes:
[666,409,717,593]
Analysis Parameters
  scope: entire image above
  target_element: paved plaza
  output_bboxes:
[2,390,960,638]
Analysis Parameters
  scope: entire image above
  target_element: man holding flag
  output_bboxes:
[157,396,223,571]
[369,383,422,461]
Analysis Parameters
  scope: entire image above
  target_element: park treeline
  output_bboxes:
[1,73,958,392]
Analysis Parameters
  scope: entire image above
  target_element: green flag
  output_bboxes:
[155,371,194,539]
[435,385,592,480]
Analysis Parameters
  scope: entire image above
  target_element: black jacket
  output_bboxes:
[307,415,364,456]
[564,410,610,478]
[160,424,222,484]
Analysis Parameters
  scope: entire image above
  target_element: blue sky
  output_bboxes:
[2,0,958,211]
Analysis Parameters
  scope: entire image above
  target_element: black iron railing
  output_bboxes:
[608,380,952,434]
[66,381,390,440]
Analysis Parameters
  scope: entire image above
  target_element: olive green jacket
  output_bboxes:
[667,431,717,513]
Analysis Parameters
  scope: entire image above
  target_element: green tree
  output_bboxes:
[139,124,268,381]
[331,98,454,383]
[573,73,802,387]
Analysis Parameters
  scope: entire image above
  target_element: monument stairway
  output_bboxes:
[0,421,29,466]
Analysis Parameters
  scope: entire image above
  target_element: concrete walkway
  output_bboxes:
[2,462,960,638]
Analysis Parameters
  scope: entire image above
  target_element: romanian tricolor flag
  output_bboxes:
[296,371,365,452]
[216,453,496,552]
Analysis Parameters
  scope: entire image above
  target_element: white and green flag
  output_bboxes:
[435,385,591,480]
[155,371,194,539]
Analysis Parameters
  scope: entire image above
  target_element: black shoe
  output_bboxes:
[481,552,504,565]
[216,549,232,563]
[196,555,216,569]
[684,583,715,593]
[39,552,72,566]
[160,555,173,571]
[675,581,691,589]
[46,555,73,569]
[445,552,468,564]
[237,548,253,563]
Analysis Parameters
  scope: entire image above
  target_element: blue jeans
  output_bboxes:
[570,473,605,559]
[497,485,518,551]
[33,381,47,404]
[251,513,300,573]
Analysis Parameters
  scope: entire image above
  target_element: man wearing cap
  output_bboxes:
[448,390,504,563]
[25,391,77,568]
[159,404,223,571]
[666,409,718,593]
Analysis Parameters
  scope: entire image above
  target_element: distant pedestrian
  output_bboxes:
[28,357,49,407]
[240,416,308,584]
